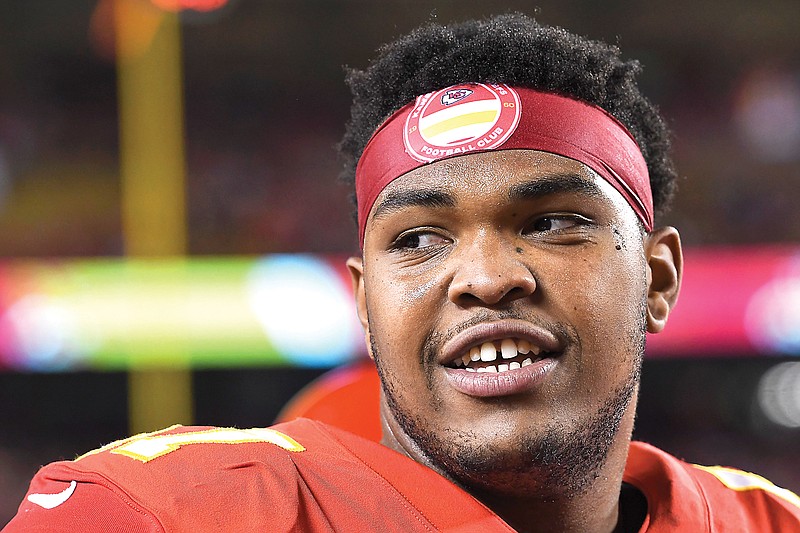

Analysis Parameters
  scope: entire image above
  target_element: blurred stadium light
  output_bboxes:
[757,361,800,428]
[647,245,800,357]
[0,255,364,371]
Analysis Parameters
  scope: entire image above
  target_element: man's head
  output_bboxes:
[343,13,682,516]
[339,13,677,219]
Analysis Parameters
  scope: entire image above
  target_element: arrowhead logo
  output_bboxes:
[27,480,77,509]
[441,88,473,105]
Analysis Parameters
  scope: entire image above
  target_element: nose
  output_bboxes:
[447,235,537,307]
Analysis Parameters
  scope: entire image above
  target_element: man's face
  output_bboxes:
[349,150,664,497]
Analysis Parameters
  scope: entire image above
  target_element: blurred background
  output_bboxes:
[1,0,799,522]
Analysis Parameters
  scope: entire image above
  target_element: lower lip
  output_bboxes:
[443,358,558,397]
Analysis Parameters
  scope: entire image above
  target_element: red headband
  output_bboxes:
[355,83,653,247]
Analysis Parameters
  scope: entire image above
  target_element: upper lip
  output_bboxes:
[438,319,564,366]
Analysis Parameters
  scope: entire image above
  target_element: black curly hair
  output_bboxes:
[339,13,677,222]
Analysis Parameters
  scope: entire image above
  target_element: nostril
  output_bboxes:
[499,286,532,304]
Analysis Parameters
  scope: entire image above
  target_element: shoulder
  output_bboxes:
[5,420,352,532]
[7,420,513,532]
[59,423,312,495]
[75,423,308,466]
[625,441,800,531]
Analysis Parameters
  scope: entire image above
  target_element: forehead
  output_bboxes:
[370,149,631,214]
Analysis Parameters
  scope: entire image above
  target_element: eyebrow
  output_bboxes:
[508,174,605,201]
[371,173,604,220]
[371,188,456,220]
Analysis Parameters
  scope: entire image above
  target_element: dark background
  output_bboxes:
[1,0,799,522]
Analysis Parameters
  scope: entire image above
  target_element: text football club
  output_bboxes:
[404,83,522,162]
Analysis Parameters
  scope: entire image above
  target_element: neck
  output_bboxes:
[381,402,640,533]
[468,443,629,533]
[470,411,638,533]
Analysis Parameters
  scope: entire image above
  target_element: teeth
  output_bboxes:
[500,338,517,359]
[454,338,548,371]
[470,346,481,361]
[480,342,497,362]
[457,355,538,373]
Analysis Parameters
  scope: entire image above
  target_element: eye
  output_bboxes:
[526,214,591,233]
[393,229,449,250]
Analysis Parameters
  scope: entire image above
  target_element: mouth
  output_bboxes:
[446,337,552,373]
[438,320,563,397]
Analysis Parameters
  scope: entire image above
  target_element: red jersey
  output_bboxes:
[4,419,799,532]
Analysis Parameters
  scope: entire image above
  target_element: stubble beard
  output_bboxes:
[371,304,647,501]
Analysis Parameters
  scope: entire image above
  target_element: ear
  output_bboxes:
[346,256,373,358]
[644,226,683,334]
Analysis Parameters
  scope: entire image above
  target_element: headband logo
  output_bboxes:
[404,83,521,163]
[441,88,473,105]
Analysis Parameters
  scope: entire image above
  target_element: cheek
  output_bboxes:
[549,247,646,359]
[396,275,442,308]
[364,265,446,366]
[554,246,643,305]
[366,260,448,320]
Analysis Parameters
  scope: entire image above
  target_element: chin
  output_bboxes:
[386,378,638,499]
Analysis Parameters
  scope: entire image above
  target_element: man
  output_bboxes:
[5,14,800,533]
